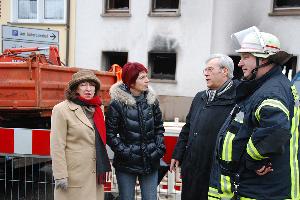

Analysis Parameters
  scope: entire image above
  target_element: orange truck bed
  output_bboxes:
[0,61,117,120]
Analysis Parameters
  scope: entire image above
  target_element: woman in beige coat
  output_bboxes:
[50,70,111,200]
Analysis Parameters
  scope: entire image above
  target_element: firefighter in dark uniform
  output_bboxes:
[208,26,300,200]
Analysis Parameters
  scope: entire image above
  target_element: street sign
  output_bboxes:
[3,40,50,55]
[2,25,59,43]
[1,25,59,55]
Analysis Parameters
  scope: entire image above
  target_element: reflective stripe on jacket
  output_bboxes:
[210,66,300,199]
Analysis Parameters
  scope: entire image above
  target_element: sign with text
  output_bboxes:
[1,25,59,55]
[2,25,59,43]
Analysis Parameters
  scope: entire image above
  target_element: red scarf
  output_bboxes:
[77,96,106,145]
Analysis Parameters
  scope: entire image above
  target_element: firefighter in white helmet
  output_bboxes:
[208,26,300,200]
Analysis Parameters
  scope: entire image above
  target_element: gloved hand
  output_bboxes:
[55,178,68,190]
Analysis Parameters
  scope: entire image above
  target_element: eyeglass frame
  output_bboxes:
[202,66,225,75]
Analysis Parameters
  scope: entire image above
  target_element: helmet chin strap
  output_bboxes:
[243,57,271,81]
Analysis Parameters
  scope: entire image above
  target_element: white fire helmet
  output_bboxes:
[231,26,281,58]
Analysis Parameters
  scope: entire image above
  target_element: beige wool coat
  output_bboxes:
[50,100,104,200]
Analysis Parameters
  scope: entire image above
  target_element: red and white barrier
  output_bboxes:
[0,127,50,156]
[0,122,183,194]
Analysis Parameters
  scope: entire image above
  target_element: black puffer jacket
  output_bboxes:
[106,82,165,174]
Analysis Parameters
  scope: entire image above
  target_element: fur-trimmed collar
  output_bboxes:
[109,82,157,106]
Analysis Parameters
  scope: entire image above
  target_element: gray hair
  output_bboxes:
[205,54,234,79]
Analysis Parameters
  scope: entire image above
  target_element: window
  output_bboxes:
[148,52,176,80]
[149,0,180,17]
[271,0,300,15]
[102,51,128,71]
[12,0,66,23]
[44,0,64,20]
[229,55,243,80]
[103,0,130,16]
[282,56,297,80]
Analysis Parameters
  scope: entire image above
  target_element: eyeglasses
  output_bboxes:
[202,66,224,74]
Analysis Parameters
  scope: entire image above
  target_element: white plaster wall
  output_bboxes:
[211,0,300,68]
[75,0,215,97]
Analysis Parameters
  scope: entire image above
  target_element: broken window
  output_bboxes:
[274,0,300,8]
[150,0,180,16]
[154,0,179,9]
[229,55,243,80]
[105,0,129,13]
[102,51,128,71]
[282,56,297,80]
[148,52,176,80]
[272,0,300,15]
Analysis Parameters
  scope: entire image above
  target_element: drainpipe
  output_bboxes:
[65,0,70,66]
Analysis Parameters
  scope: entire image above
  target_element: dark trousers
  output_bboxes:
[116,170,158,200]
[181,170,209,200]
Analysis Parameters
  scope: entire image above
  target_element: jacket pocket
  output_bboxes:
[66,151,84,187]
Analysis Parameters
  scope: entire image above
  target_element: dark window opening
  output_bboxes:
[106,0,129,11]
[274,0,300,8]
[102,51,128,71]
[271,0,300,16]
[229,55,243,80]
[148,52,176,80]
[153,0,179,9]
[282,56,297,80]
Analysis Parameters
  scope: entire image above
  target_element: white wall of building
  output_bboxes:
[75,0,300,120]
[75,0,215,97]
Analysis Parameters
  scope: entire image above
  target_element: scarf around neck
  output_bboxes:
[77,96,106,145]
[72,96,111,184]
[206,79,233,102]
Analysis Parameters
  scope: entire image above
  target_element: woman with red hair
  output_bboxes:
[106,62,165,200]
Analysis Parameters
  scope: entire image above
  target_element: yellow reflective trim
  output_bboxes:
[246,137,268,160]
[221,132,235,161]
[291,85,299,101]
[220,175,234,199]
[219,194,233,199]
[255,99,290,121]
[227,133,234,161]
[290,105,300,199]
[208,187,220,198]
[240,197,256,200]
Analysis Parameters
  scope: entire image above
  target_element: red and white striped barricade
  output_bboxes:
[0,121,183,195]
[159,122,183,194]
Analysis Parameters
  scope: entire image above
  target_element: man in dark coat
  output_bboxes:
[170,54,237,200]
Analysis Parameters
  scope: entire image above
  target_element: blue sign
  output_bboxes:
[12,30,19,36]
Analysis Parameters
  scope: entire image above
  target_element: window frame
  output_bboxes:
[149,0,181,17]
[101,51,128,71]
[102,0,131,17]
[270,0,300,16]
[11,0,67,24]
[148,51,177,81]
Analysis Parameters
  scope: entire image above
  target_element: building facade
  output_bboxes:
[0,0,77,66]
[75,0,300,121]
